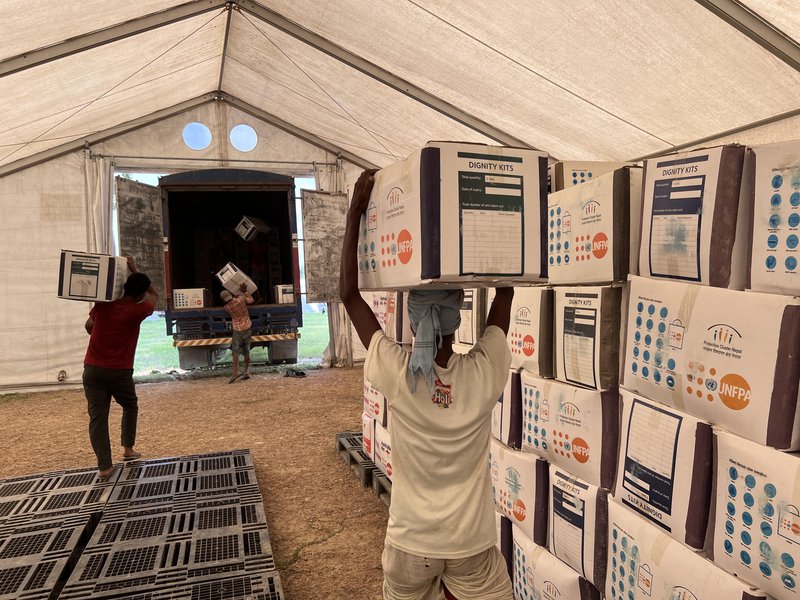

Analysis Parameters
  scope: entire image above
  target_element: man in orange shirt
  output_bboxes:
[222,282,255,383]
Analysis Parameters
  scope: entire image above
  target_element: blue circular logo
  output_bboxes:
[743,492,754,507]
[787,234,798,249]
[631,362,638,374]
[761,522,773,537]
[633,347,640,358]
[642,366,650,378]
[646,319,654,331]
[668,358,676,370]
[768,234,779,248]
[741,531,751,545]
[766,256,777,269]
[773,175,784,188]
[743,512,753,526]
[730,467,739,480]
[765,483,777,498]
[791,192,800,207]
[637,302,644,313]
[782,553,795,569]
[764,503,775,517]
[771,193,782,207]
[634,331,641,343]
[760,562,772,577]
[770,214,781,228]
[666,375,675,388]
[727,502,736,516]
[724,539,734,553]
[787,256,798,271]
[789,213,800,227]
[783,574,796,590]
[725,520,735,535]
[645,335,652,346]
[643,350,651,362]
[741,551,752,565]
[744,474,756,488]
[728,484,737,498]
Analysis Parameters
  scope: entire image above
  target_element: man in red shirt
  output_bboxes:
[83,257,158,478]
[222,282,255,383]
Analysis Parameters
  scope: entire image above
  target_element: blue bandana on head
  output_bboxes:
[407,289,464,392]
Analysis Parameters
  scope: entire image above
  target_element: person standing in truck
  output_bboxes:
[83,257,158,479]
[222,282,255,383]
[340,169,515,600]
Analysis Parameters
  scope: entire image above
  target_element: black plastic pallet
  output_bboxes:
[0,513,96,600]
[335,432,362,456]
[372,473,392,507]
[0,467,119,530]
[336,432,382,487]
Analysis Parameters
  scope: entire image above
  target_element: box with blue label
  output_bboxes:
[638,144,748,288]
[608,501,768,600]
[747,139,800,295]
[548,166,642,284]
[614,389,712,549]
[508,286,554,376]
[622,275,800,450]
[513,524,601,600]
[550,160,633,192]
[549,465,609,591]
[712,428,800,600]
[357,141,549,290]
[58,250,129,302]
[520,372,619,489]
[490,437,548,545]
[554,285,622,391]
[492,369,522,449]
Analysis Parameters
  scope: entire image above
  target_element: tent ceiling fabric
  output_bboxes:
[0,0,798,172]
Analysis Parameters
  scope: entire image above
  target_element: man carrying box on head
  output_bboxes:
[341,170,515,600]
[83,256,158,479]
[222,282,255,383]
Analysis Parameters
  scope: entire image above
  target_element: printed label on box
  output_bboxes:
[508,287,553,376]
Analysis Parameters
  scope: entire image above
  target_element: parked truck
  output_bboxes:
[115,169,302,369]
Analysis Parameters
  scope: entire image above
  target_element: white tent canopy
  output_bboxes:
[0,0,798,386]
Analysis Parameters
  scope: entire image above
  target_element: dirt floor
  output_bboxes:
[0,366,387,600]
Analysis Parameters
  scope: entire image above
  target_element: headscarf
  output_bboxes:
[407,289,464,392]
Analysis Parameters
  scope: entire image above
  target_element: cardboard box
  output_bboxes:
[362,412,374,461]
[554,285,622,391]
[489,437,548,545]
[172,288,209,309]
[548,167,642,284]
[747,140,800,295]
[521,373,619,489]
[638,144,747,288]
[357,141,549,290]
[371,291,413,344]
[216,262,257,295]
[549,465,609,591]
[363,378,387,428]
[614,389,712,549]
[513,524,601,600]
[712,428,800,600]
[492,370,522,448]
[496,512,513,578]
[235,215,269,241]
[58,250,129,302]
[274,284,294,304]
[453,289,479,353]
[550,161,634,192]
[373,421,393,481]
[622,275,800,450]
[508,286,554,376]
[608,501,768,600]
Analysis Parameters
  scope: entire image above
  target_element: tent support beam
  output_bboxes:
[630,107,800,162]
[694,0,800,72]
[0,94,217,178]
[0,0,228,78]
[235,0,535,150]
[219,93,380,170]
[217,4,234,91]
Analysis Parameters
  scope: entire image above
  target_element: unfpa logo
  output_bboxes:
[719,373,751,411]
[571,437,590,463]
[522,335,535,356]
[387,187,403,207]
[397,229,413,264]
[592,232,608,259]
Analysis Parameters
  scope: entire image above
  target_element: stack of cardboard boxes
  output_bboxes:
[353,138,800,600]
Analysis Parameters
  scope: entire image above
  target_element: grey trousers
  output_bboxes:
[83,365,138,471]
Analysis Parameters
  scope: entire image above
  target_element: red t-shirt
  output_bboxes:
[84,299,155,369]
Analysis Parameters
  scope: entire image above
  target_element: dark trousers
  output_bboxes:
[82,365,138,471]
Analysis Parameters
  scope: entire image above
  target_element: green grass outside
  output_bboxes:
[134,311,329,375]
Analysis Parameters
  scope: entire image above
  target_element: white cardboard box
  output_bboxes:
[371,291,413,344]
[550,160,633,192]
[548,166,642,284]
[513,524,601,600]
[374,421,393,481]
[362,412,374,462]
[235,215,269,241]
[58,250,129,302]
[521,373,619,489]
[216,262,257,295]
[492,370,522,449]
[622,275,800,450]
[363,378,387,428]
[554,285,622,391]
[357,141,549,290]
[747,139,800,295]
[489,437,548,545]
[172,288,209,309]
[549,464,609,591]
[508,286,554,376]
[615,389,713,549]
[608,501,768,600]
[712,428,800,600]
[274,284,294,304]
[638,144,747,288]
[453,288,479,354]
